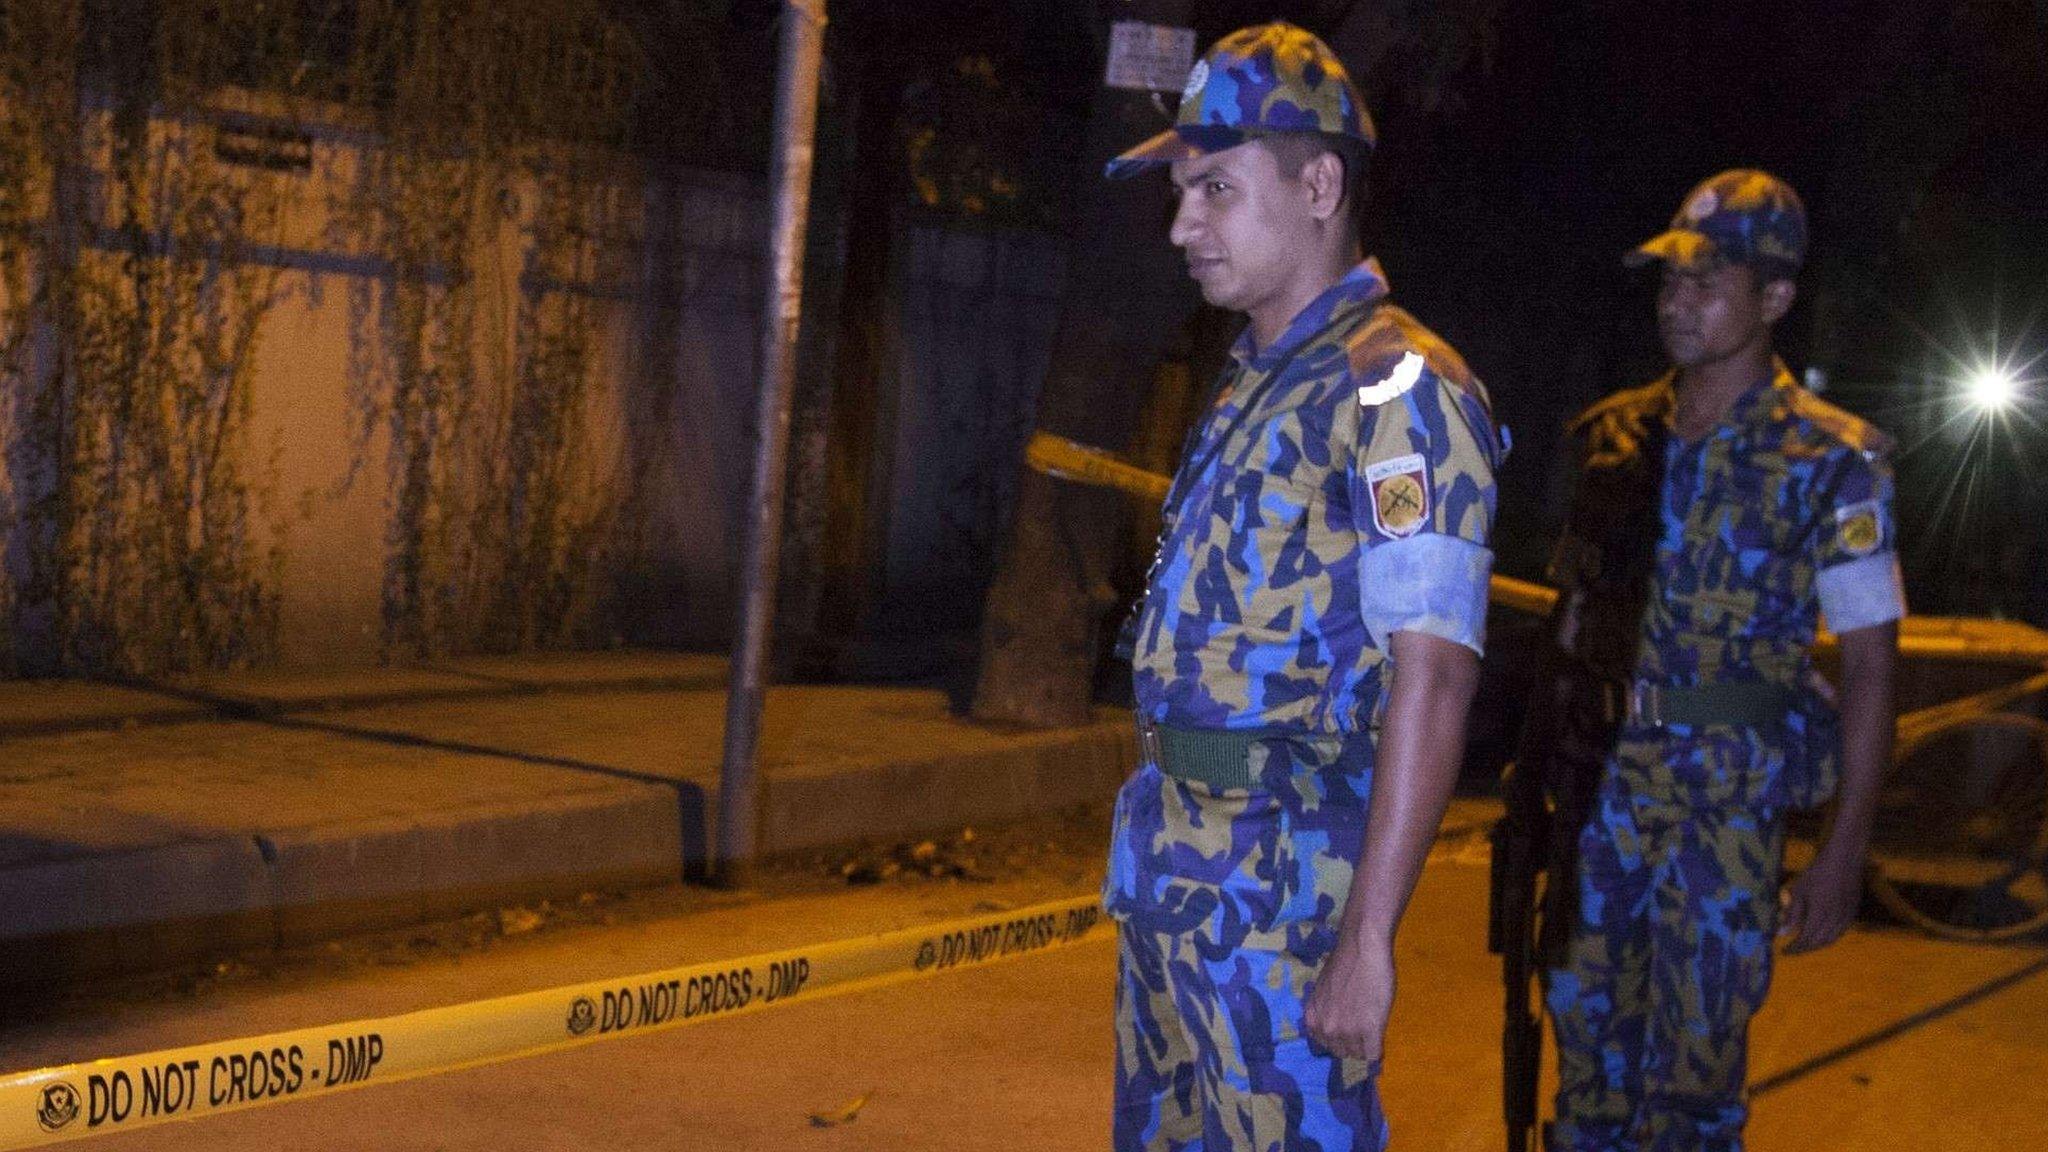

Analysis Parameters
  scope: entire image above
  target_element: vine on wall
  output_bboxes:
[331,0,639,660]
[0,1,304,676]
[0,0,648,674]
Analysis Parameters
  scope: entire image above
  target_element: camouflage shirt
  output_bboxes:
[1131,259,1504,734]
[1556,360,1907,690]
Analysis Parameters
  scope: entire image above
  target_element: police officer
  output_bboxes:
[1542,170,1904,1151]
[1101,23,1505,1150]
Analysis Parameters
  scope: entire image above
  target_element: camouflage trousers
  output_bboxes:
[1105,731,1389,1151]
[1544,748,1785,1152]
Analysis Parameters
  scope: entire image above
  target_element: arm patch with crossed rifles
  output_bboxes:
[1366,453,1430,539]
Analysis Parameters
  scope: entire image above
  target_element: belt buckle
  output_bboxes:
[1631,682,1664,728]
[1138,720,1164,768]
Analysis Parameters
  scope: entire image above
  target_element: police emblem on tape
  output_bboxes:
[1835,499,1882,557]
[1367,453,1429,538]
[566,996,598,1037]
[37,1081,81,1132]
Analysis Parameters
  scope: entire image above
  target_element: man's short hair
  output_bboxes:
[1255,131,1371,220]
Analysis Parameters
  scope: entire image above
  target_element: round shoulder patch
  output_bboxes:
[1835,500,1882,557]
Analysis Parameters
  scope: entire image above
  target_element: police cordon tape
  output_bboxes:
[0,894,1110,1147]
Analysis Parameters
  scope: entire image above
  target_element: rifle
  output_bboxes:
[1489,403,1667,1152]
[1488,628,1600,1152]
[1490,724,1549,1152]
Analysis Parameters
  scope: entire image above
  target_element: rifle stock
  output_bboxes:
[1493,707,1556,1152]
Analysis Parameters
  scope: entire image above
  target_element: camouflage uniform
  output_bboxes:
[1543,172,1907,1152]
[1104,26,1505,1148]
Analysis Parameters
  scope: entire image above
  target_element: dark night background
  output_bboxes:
[4,1,2040,682]
[718,0,2048,658]
[493,0,2048,695]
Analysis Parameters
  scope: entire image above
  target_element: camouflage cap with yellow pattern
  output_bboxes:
[1626,169,1808,278]
[1104,22,1374,180]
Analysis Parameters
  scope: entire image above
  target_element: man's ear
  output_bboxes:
[1760,276,1797,325]
[1301,150,1346,222]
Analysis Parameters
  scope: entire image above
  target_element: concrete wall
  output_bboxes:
[0,99,771,668]
[869,224,1065,640]
[638,213,1071,658]
[616,171,769,653]
[269,162,782,666]
[1,100,1071,671]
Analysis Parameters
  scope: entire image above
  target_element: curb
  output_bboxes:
[0,715,1135,992]
[0,656,729,741]
[1,711,1492,993]
[759,716,1136,853]
[0,785,687,994]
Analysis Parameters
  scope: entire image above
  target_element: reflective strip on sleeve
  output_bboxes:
[1817,550,1907,634]
[1360,533,1494,656]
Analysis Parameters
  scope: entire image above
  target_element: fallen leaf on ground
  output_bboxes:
[497,907,543,935]
[808,1091,873,1128]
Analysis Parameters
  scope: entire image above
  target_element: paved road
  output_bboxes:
[12,845,2048,1150]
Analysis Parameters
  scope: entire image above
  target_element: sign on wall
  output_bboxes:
[1104,22,1197,94]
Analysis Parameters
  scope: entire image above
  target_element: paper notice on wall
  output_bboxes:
[1104,22,1197,93]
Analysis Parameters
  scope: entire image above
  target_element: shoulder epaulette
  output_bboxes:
[1568,380,1668,435]
[1344,303,1486,408]
[1784,387,1895,458]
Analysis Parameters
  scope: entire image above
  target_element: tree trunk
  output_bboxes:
[971,0,1197,727]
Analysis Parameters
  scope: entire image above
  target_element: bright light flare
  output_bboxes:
[1964,364,2020,411]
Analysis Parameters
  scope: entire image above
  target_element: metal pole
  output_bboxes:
[715,0,827,888]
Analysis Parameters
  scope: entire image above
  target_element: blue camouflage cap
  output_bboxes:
[1105,22,1375,180]
[1626,169,1808,277]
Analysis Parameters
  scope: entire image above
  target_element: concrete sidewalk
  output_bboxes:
[0,652,1508,991]
[0,652,1139,989]
[0,650,733,738]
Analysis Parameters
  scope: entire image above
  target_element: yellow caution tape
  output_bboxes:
[0,895,1110,1147]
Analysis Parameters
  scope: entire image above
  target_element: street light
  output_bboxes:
[1964,363,2019,411]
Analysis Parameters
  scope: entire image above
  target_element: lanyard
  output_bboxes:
[1118,307,1362,663]
[1160,308,1356,527]
[1157,360,1242,522]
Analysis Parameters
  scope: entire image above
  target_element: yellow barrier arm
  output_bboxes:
[1024,431,1557,618]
